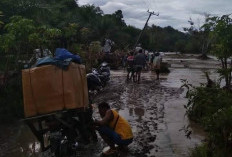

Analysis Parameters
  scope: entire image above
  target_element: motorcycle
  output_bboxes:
[94,62,110,86]
[86,73,103,92]
[47,109,97,157]
[86,62,110,92]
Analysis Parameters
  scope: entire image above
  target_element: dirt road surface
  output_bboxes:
[1,54,220,157]
[80,69,206,157]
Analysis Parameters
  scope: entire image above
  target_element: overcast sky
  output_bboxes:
[77,0,232,31]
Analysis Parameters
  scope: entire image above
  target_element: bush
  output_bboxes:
[0,74,24,122]
[182,80,232,157]
[191,144,208,157]
[160,62,170,73]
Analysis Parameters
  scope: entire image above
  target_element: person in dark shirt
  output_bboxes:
[134,49,146,83]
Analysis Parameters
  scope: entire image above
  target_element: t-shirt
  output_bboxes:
[109,110,133,140]
[127,56,134,68]
[134,53,146,66]
[153,56,161,69]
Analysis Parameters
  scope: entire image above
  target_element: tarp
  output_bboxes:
[35,56,72,70]
[22,63,89,117]
[55,48,81,64]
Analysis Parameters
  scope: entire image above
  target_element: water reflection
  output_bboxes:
[134,107,144,122]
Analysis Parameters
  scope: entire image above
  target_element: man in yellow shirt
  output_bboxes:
[94,102,133,155]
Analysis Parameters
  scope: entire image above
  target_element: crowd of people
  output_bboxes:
[93,50,162,156]
[124,49,162,83]
[92,48,164,156]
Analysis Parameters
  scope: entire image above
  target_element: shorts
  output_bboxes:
[97,126,133,145]
[127,67,134,73]
[156,69,160,74]
[135,65,143,72]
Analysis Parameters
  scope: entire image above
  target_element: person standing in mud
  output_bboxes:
[122,54,127,69]
[153,52,161,80]
[126,51,135,81]
[134,49,146,83]
[94,102,133,156]
[148,52,154,70]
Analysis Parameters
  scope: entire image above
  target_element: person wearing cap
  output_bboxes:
[94,102,133,155]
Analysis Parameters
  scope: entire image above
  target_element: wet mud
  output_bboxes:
[1,53,219,157]
[89,70,205,157]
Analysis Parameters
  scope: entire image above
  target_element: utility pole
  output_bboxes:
[134,10,159,49]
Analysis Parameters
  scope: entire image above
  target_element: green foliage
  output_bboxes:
[0,0,202,53]
[190,144,208,157]
[0,74,24,122]
[0,0,221,121]
[84,41,102,69]
[0,10,4,28]
[184,15,232,157]
[208,15,232,58]
[184,15,212,55]
[3,16,36,54]
[0,33,15,52]
[182,78,232,156]
[29,26,62,52]
[5,16,35,37]
[205,15,232,88]
[89,41,101,53]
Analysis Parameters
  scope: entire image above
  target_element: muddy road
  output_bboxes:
[87,70,206,157]
[1,54,220,157]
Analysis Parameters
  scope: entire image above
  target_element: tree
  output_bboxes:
[29,26,62,55]
[61,23,79,49]
[87,41,102,68]
[3,16,36,65]
[0,11,4,28]
[207,15,232,88]
[184,15,212,58]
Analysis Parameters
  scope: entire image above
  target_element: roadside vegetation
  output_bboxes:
[182,15,232,157]
[0,0,207,122]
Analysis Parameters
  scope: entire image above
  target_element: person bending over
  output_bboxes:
[94,102,133,156]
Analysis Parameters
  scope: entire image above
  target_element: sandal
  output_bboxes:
[103,148,117,156]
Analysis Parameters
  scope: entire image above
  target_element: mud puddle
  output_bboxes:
[88,69,206,157]
[1,54,220,157]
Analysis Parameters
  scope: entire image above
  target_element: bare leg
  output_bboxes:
[134,72,137,82]
[127,72,130,80]
[156,70,160,80]
[130,71,134,80]
[137,71,141,83]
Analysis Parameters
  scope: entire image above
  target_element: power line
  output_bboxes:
[134,10,159,48]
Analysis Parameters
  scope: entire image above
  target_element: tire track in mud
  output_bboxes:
[92,73,183,157]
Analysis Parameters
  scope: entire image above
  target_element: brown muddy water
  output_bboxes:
[0,54,220,157]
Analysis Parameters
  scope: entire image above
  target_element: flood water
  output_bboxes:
[0,54,220,157]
